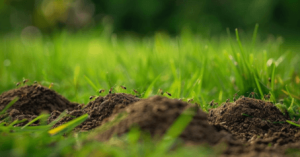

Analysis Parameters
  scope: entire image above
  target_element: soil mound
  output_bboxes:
[0,85,79,126]
[52,93,140,130]
[208,97,300,145]
[93,96,230,145]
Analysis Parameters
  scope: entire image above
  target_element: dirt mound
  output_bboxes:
[208,97,300,145]
[0,85,79,126]
[52,93,140,130]
[93,96,230,145]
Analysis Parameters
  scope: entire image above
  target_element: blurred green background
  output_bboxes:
[1,0,300,36]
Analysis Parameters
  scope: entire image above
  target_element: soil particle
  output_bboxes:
[0,85,79,125]
[53,93,140,130]
[208,97,300,146]
[93,96,229,145]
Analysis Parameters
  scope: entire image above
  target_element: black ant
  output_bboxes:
[89,96,95,100]
[226,99,230,103]
[233,91,240,102]
[133,89,138,94]
[158,89,164,95]
[16,82,20,86]
[99,89,105,93]
[264,94,270,100]
[209,100,214,107]
[23,79,29,85]
[120,86,126,90]
[248,92,258,98]
[188,99,194,103]
[268,77,271,83]
[165,92,171,96]
[109,87,113,94]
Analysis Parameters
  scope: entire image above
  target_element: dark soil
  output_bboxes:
[93,96,231,145]
[51,93,140,130]
[1,85,300,156]
[0,85,79,126]
[208,97,300,145]
[208,97,300,156]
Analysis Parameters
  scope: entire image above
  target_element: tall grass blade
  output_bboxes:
[251,23,259,48]
[22,114,49,129]
[286,120,300,127]
[48,110,68,127]
[84,75,98,92]
[48,113,89,136]
[0,97,19,115]
[254,74,263,98]
[271,63,276,91]
[143,74,161,98]
[152,106,196,156]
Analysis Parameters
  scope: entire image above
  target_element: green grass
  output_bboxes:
[1,26,300,156]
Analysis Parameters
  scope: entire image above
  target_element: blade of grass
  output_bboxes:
[271,63,276,92]
[22,114,49,129]
[152,106,197,156]
[0,97,19,115]
[48,110,68,127]
[74,65,81,101]
[286,120,300,127]
[8,119,27,127]
[88,112,128,140]
[84,75,98,92]
[48,114,89,136]
[254,74,263,99]
[143,74,161,98]
[251,23,259,49]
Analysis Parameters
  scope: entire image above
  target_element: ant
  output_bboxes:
[133,89,141,97]
[233,91,240,102]
[226,99,230,103]
[120,86,126,90]
[188,99,194,103]
[268,77,271,83]
[158,89,164,95]
[99,89,105,94]
[165,92,171,96]
[16,82,20,86]
[248,92,258,98]
[89,96,95,100]
[195,103,201,108]
[264,94,270,100]
[109,87,113,94]
[209,100,214,107]
[34,81,38,84]
[23,79,29,85]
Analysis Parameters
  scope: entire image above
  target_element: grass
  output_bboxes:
[0,26,300,156]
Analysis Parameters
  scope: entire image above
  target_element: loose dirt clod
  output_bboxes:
[0,85,79,126]
[93,96,230,145]
[53,93,140,130]
[208,97,300,145]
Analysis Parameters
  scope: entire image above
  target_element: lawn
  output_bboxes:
[0,25,300,156]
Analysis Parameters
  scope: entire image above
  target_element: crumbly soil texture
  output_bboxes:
[93,96,231,145]
[1,86,300,156]
[0,85,79,126]
[51,93,140,130]
[209,97,300,156]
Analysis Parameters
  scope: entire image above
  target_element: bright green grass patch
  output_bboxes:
[1,28,299,110]
[0,27,300,156]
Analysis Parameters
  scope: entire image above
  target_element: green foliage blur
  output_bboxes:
[1,0,300,36]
